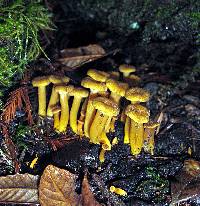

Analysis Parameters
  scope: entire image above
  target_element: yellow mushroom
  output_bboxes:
[125,87,150,104]
[124,87,150,144]
[110,186,127,196]
[98,132,112,163]
[87,69,110,82]
[51,105,61,130]
[69,88,89,134]
[119,64,136,77]
[47,75,70,117]
[81,77,107,137]
[55,85,74,132]
[106,78,129,104]
[89,97,119,144]
[32,76,51,117]
[125,104,150,155]
[106,79,129,132]
[124,117,131,144]
[143,122,159,155]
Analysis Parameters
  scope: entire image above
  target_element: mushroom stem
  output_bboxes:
[70,97,82,134]
[124,117,130,144]
[54,112,60,130]
[59,94,69,132]
[38,86,47,117]
[84,93,98,137]
[129,119,136,153]
[104,116,112,132]
[99,148,106,163]
[100,131,111,151]
[47,86,59,117]
[89,111,109,144]
[134,122,144,155]
[77,98,88,136]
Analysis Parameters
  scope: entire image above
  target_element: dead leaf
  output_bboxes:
[82,174,102,206]
[39,165,82,206]
[0,173,39,204]
[170,159,200,205]
[58,44,106,70]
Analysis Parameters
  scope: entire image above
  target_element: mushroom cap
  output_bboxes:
[81,77,107,92]
[55,84,74,94]
[49,75,70,84]
[119,64,136,73]
[92,97,120,117]
[125,104,150,123]
[32,76,51,87]
[87,69,110,82]
[52,105,61,114]
[71,87,89,98]
[144,122,160,129]
[125,87,150,102]
[106,79,128,97]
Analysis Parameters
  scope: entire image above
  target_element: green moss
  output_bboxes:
[136,167,169,203]
[0,0,53,86]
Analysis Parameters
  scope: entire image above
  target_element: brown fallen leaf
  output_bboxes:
[58,44,106,70]
[170,159,200,205]
[39,165,82,206]
[82,174,102,206]
[0,173,39,204]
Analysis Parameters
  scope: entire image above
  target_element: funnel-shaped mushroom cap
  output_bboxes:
[32,76,51,87]
[106,79,128,97]
[119,64,136,73]
[49,75,70,84]
[125,104,150,123]
[144,122,160,129]
[81,77,107,92]
[55,84,74,94]
[92,97,120,117]
[87,69,110,82]
[125,87,150,102]
[71,87,89,98]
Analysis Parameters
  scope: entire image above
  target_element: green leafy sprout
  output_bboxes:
[0,0,53,86]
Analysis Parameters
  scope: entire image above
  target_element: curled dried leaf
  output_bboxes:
[58,44,106,70]
[0,173,39,204]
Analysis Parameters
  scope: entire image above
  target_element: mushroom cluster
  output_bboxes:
[32,65,159,157]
